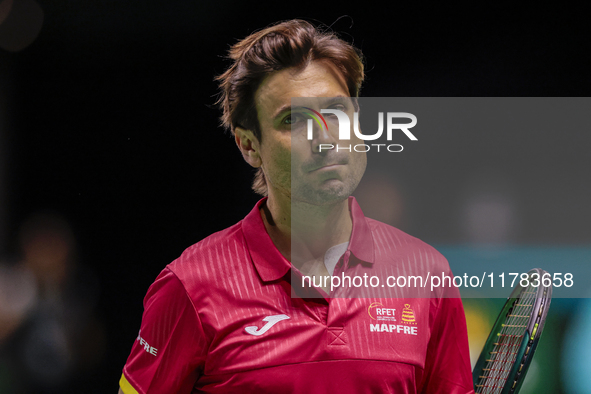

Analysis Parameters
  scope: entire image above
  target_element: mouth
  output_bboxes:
[308,161,347,173]
[317,164,343,170]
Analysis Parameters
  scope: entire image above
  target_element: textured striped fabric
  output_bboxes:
[121,197,474,393]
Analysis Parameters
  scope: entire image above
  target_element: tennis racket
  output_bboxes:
[472,268,552,394]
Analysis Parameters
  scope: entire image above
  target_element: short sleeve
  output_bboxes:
[418,294,475,394]
[121,267,208,394]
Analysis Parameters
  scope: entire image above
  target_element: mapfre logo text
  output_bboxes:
[368,303,418,335]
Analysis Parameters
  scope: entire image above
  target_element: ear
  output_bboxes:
[234,127,262,168]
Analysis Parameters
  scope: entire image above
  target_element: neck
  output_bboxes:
[260,189,352,266]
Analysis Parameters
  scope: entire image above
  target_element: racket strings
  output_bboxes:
[475,282,536,394]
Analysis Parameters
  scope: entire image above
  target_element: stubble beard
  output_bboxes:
[291,171,363,207]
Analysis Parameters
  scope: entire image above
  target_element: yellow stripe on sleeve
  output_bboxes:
[120,373,140,394]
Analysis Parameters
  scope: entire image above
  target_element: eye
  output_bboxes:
[323,104,346,120]
[282,112,304,125]
[323,103,348,119]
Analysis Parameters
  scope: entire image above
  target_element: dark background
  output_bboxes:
[1,1,590,392]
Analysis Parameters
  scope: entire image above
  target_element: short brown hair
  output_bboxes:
[216,19,365,196]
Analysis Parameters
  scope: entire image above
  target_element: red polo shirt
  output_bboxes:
[120,197,474,393]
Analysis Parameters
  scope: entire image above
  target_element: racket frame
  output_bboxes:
[472,268,552,394]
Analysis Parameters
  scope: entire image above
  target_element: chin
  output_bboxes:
[293,181,355,206]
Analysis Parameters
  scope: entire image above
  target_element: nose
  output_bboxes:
[310,118,337,153]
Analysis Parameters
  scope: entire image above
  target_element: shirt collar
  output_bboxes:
[241,198,291,282]
[347,196,375,264]
[242,196,375,283]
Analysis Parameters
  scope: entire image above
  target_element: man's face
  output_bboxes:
[253,60,367,206]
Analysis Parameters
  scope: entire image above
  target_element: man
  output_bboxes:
[119,19,474,393]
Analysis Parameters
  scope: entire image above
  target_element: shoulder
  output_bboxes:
[173,221,245,267]
[366,217,450,271]
[160,220,253,295]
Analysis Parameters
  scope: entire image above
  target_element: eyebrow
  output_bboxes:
[272,95,352,121]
